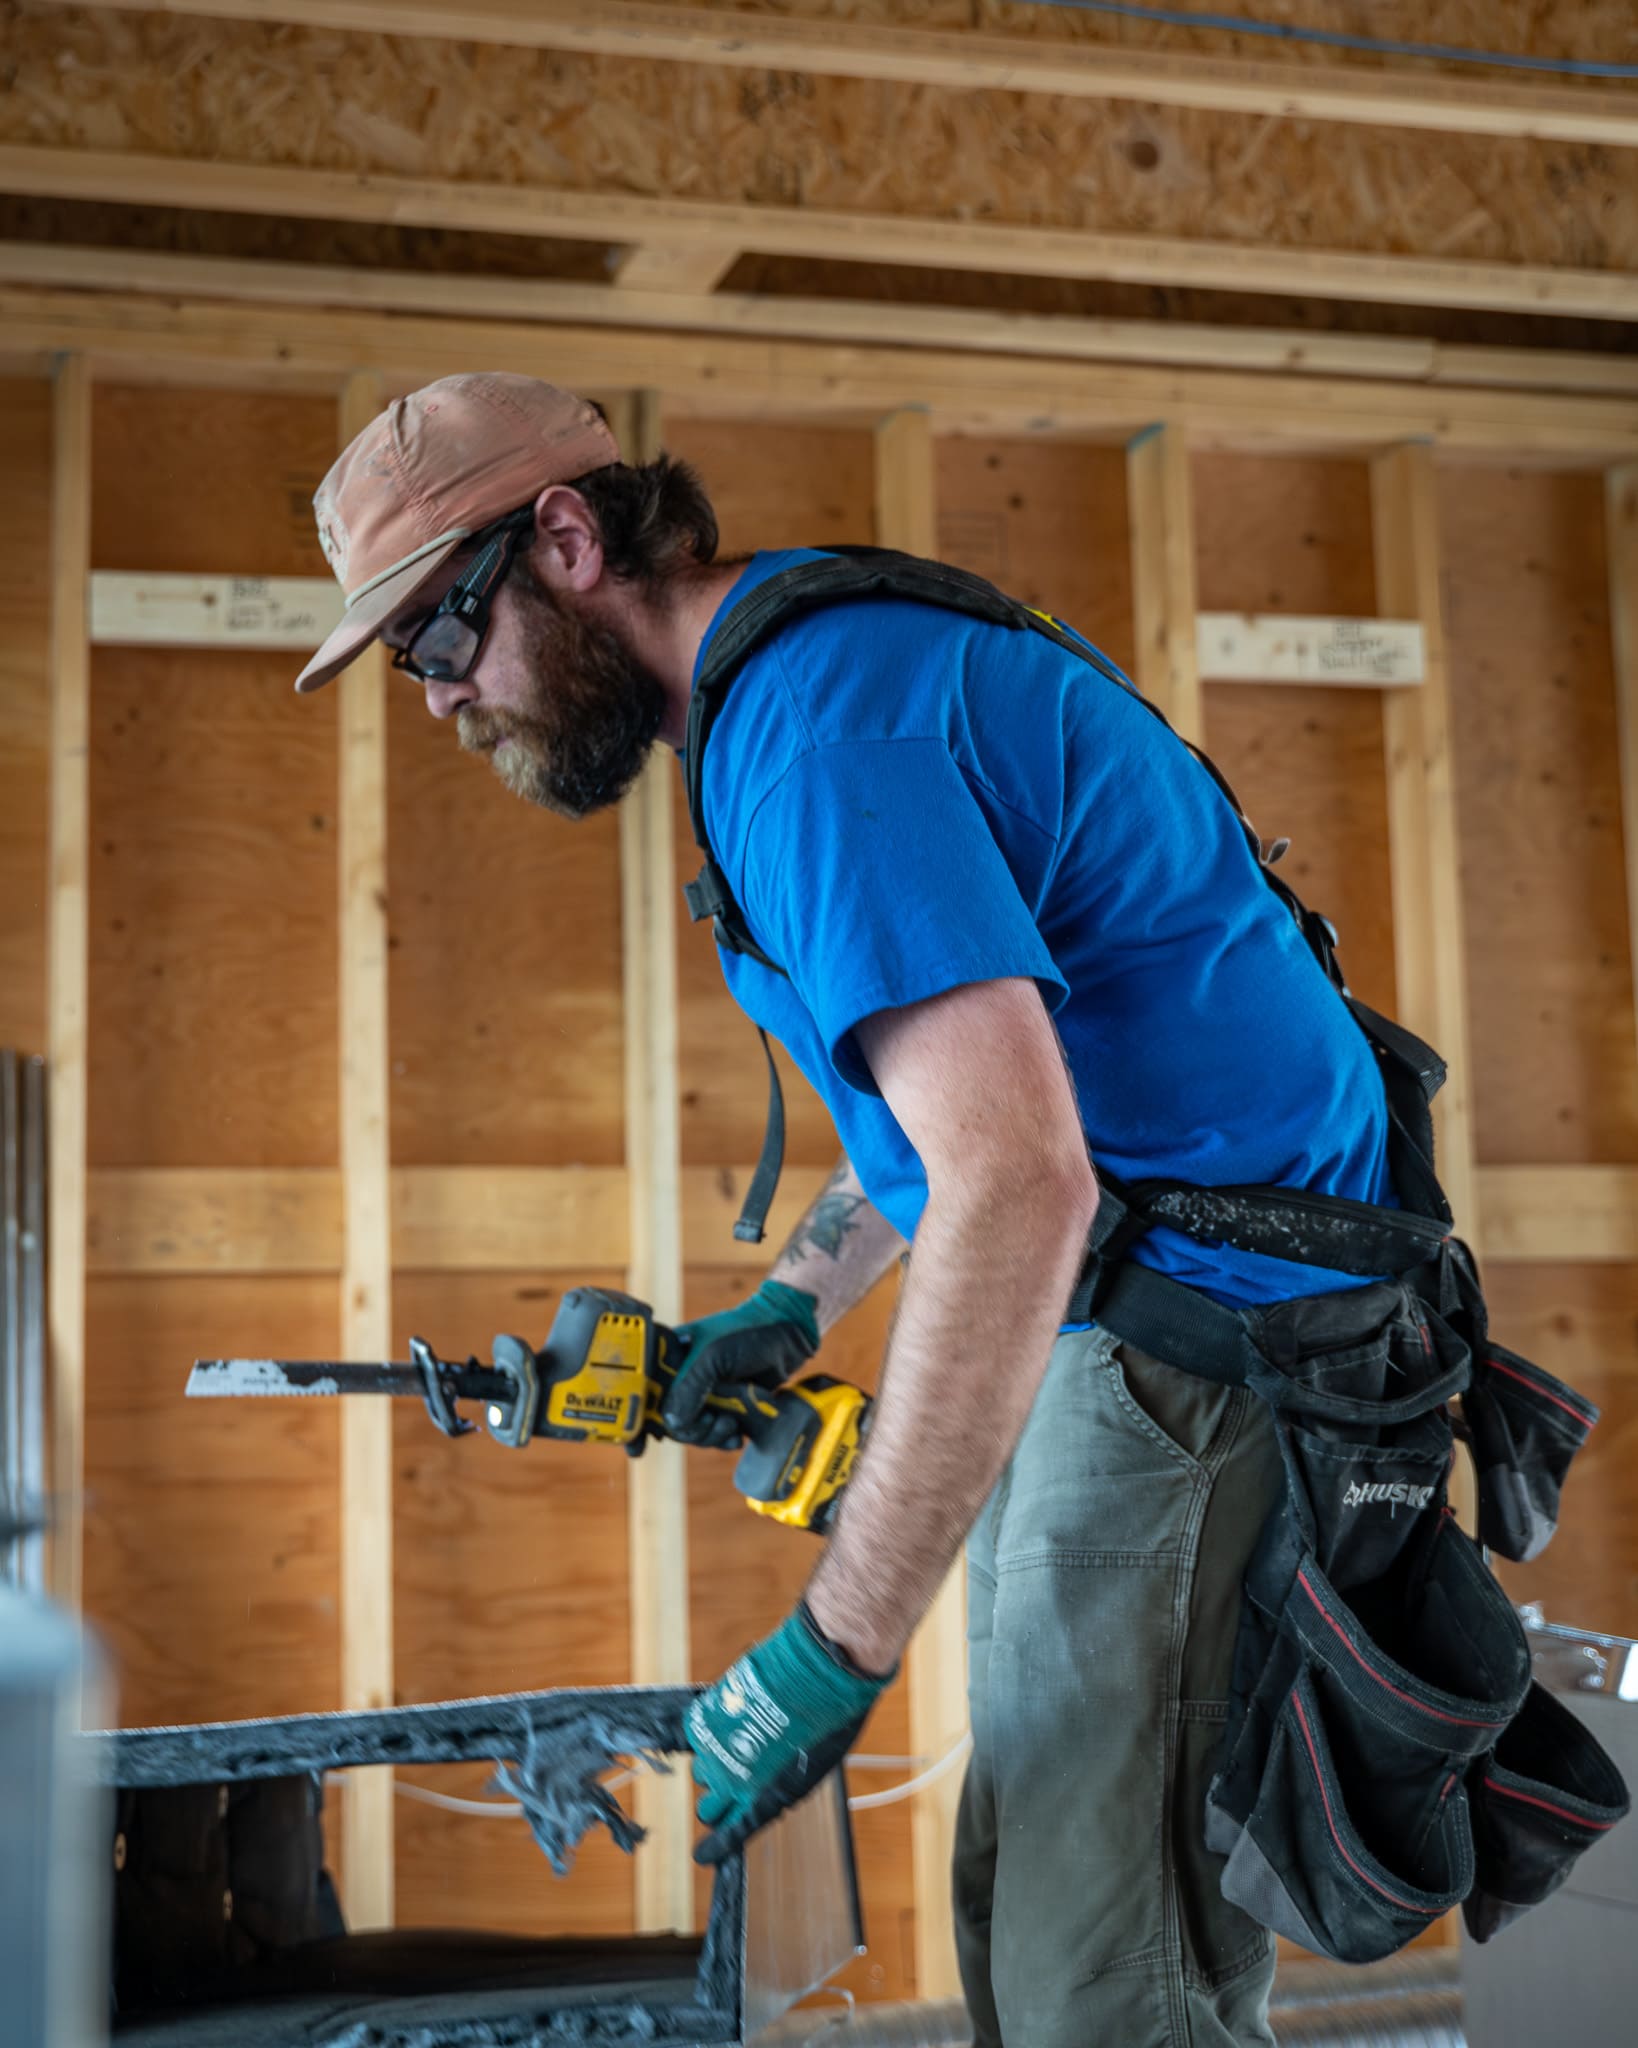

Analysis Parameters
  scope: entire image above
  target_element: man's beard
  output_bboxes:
[456,557,668,819]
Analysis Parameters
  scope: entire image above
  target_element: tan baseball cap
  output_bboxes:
[296,371,621,692]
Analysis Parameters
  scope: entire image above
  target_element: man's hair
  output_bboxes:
[570,454,720,589]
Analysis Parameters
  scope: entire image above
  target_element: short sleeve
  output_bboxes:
[737,738,1069,1095]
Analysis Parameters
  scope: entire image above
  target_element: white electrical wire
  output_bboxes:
[846,1732,973,1813]
[395,1781,526,1819]
[392,1762,636,1820]
[387,1739,972,1822]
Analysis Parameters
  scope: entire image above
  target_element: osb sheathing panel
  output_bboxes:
[1192,452,1398,1019]
[750,0,1636,69]
[387,685,626,1169]
[1442,466,1638,1165]
[392,1267,638,1939]
[83,1272,342,1727]
[7,5,1633,273]
[1482,1263,1638,1638]
[88,386,340,1169]
[0,379,51,1055]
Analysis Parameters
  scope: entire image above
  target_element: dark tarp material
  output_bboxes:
[88,1686,749,2048]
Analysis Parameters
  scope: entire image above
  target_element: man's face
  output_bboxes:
[386,544,666,821]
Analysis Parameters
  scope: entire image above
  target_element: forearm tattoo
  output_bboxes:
[782,1163,869,1263]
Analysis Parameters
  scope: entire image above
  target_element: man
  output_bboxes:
[296,372,1397,2047]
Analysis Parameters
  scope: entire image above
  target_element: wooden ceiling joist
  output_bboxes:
[1,145,1632,326]
[6,242,1636,401]
[2,282,1633,462]
[45,0,1638,151]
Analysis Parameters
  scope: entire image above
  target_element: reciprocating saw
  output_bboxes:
[187,1285,871,1535]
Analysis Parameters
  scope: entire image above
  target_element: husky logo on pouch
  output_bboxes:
[1342,1479,1435,1510]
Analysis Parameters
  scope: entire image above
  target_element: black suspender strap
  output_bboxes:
[733,1028,787,1245]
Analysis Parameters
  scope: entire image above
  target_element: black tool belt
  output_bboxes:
[1078,1209,1625,1962]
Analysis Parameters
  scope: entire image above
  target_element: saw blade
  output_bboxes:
[187,1357,512,1403]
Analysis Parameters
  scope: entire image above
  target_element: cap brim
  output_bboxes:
[293,534,466,693]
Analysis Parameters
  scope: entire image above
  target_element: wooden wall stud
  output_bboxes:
[337,368,397,1928]
[613,388,696,1933]
[1126,424,1205,746]
[46,352,91,1615]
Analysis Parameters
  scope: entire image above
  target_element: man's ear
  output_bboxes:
[529,484,604,593]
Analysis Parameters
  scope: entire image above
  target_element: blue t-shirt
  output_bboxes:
[682,549,1395,1311]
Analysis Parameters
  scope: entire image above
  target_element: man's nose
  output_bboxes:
[424,677,477,719]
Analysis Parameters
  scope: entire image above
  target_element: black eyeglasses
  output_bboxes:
[391,506,536,685]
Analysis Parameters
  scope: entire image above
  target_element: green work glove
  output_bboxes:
[661,1279,820,1446]
[686,1601,893,1865]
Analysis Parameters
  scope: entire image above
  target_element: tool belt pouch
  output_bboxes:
[1460,1343,1599,1564]
[1205,1281,1533,1964]
[1463,1680,1630,1943]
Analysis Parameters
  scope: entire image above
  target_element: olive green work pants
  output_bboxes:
[953,1324,1284,2048]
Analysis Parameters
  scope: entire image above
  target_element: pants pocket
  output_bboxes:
[1461,1344,1599,1563]
[1463,1682,1630,1942]
[1219,1667,1470,1963]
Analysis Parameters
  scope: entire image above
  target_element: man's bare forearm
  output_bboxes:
[804,1164,1096,1675]
[766,1153,909,1337]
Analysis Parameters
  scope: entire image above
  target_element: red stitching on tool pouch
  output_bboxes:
[1292,1693,1439,1915]
[1297,1571,1504,1730]
[1484,1778,1615,1831]
[1485,1357,1595,1430]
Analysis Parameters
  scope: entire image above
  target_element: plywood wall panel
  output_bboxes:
[87,386,343,1167]
[386,688,626,1168]
[87,648,340,1166]
[391,1270,638,1936]
[393,1763,636,1937]
[0,379,52,1054]
[1441,468,1638,1166]
[663,421,875,1175]
[685,1262,916,1999]
[82,1272,341,1728]
[1193,453,1398,1017]
[391,1268,634,1699]
[936,438,1135,674]
[662,421,878,564]
[1480,1262,1638,1639]
[91,386,334,578]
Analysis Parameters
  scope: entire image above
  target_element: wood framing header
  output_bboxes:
[2,284,1634,462]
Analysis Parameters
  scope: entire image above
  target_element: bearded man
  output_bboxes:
[294,370,1408,2048]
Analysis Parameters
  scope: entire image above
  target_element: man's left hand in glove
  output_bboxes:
[686,1600,894,1864]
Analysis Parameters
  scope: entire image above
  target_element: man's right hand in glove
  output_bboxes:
[661,1278,820,1446]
